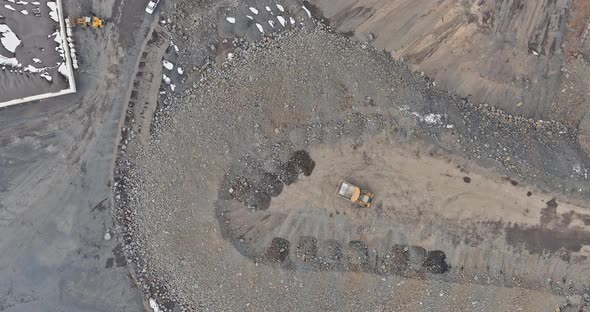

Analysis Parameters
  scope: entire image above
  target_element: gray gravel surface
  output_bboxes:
[116,17,590,311]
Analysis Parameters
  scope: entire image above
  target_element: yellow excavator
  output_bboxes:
[336,180,375,208]
[67,16,105,28]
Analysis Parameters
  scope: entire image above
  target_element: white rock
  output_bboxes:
[104,232,111,240]
[276,4,285,12]
[289,17,295,25]
[163,74,171,84]
[226,17,235,24]
[277,16,286,27]
[20,9,28,15]
[32,58,42,63]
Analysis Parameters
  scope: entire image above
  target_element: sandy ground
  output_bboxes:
[306,0,590,127]
[0,0,70,102]
[0,0,154,310]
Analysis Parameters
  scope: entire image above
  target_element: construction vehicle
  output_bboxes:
[336,180,375,208]
[67,16,105,28]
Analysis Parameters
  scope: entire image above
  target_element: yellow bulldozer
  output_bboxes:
[67,16,105,28]
[336,180,375,208]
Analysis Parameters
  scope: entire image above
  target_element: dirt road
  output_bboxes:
[0,0,153,310]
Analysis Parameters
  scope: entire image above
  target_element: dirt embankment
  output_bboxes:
[307,0,584,122]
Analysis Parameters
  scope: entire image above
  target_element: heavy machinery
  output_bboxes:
[336,180,375,208]
[67,16,105,28]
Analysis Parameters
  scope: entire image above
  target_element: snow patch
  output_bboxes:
[246,15,253,20]
[265,6,271,12]
[40,72,52,82]
[424,113,442,124]
[20,9,28,15]
[4,4,16,11]
[277,16,286,27]
[255,23,263,33]
[249,7,258,15]
[32,1,40,4]
[23,64,48,73]
[226,17,235,24]
[170,41,179,53]
[57,62,67,78]
[177,67,183,75]
[410,111,442,125]
[149,298,161,312]
[162,59,174,70]
[289,16,295,25]
[268,20,275,28]
[47,2,59,23]
[17,1,28,4]
[302,5,311,18]
[0,24,21,53]
[162,74,171,84]
[276,4,284,12]
[170,84,176,91]
[0,54,20,68]
[32,58,41,63]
